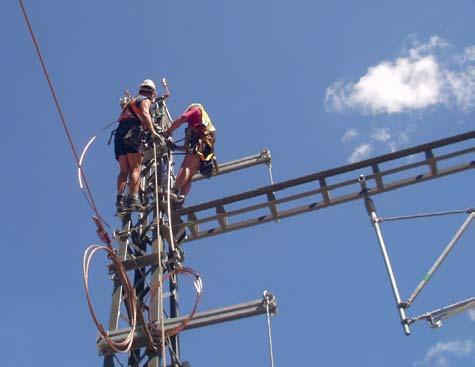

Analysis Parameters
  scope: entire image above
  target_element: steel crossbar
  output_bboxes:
[174,131,475,242]
[98,294,277,356]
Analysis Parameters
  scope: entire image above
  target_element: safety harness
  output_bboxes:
[183,104,217,177]
[126,95,150,122]
[110,95,152,149]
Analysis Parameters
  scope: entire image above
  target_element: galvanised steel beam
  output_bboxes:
[192,149,272,182]
[98,293,277,356]
[171,130,475,242]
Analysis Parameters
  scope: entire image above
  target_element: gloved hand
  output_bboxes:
[151,130,161,140]
[165,137,177,150]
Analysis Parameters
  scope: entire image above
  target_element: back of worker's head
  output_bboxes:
[139,79,156,97]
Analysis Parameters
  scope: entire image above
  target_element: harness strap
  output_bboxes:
[129,100,143,121]
[123,95,150,123]
[107,129,116,145]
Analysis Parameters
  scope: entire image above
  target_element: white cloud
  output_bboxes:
[325,36,475,114]
[348,143,373,163]
[407,36,449,59]
[386,129,410,152]
[468,309,475,321]
[418,340,475,367]
[371,128,391,142]
[446,68,475,111]
[456,45,475,64]
[342,128,359,143]
[466,46,475,61]
[342,127,410,162]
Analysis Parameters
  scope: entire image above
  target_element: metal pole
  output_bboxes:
[161,107,181,365]
[406,211,475,306]
[408,297,475,328]
[104,219,131,367]
[192,149,272,182]
[359,176,411,335]
[168,262,180,364]
[148,146,166,367]
[264,291,275,367]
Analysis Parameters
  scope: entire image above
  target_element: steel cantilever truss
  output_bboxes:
[175,130,475,242]
[170,130,475,337]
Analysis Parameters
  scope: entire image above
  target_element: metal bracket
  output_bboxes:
[408,297,475,328]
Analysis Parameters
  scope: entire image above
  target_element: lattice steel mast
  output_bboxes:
[101,96,277,367]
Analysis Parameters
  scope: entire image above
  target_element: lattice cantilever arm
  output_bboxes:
[98,293,277,355]
[175,130,475,243]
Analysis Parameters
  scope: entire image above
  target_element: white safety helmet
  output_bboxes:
[186,103,203,111]
[139,79,156,93]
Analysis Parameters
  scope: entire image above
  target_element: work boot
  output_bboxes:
[115,194,126,212]
[126,196,146,212]
[168,192,185,206]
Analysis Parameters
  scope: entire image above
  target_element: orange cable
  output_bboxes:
[19,0,110,245]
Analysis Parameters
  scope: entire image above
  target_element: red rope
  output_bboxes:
[19,0,110,246]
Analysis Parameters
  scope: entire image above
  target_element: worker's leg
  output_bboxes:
[117,155,130,193]
[116,155,130,210]
[126,152,143,195]
[176,153,201,197]
[125,152,145,211]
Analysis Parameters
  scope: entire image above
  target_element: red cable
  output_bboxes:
[19,0,110,245]
[147,267,203,337]
[83,245,138,353]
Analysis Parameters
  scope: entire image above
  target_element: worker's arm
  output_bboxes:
[166,107,200,136]
[166,115,187,136]
[139,99,159,137]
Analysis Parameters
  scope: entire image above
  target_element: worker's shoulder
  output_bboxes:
[137,96,152,108]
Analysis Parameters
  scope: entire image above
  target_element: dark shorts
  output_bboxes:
[114,119,142,160]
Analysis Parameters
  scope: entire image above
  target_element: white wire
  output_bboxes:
[267,163,275,186]
[78,135,97,189]
[77,119,118,189]
[379,208,474,223]
[265,300,275,367]
[152,141,167,367]
[167,153,176,252]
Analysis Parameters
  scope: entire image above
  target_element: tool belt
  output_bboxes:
[185,128,218,178]
[199,156,218,178]
[123,124,147,150]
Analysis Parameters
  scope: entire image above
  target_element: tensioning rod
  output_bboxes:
[405,211,475,306]
[359,175,411,335]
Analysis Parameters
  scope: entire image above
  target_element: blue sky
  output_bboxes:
[3,0,475,366]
